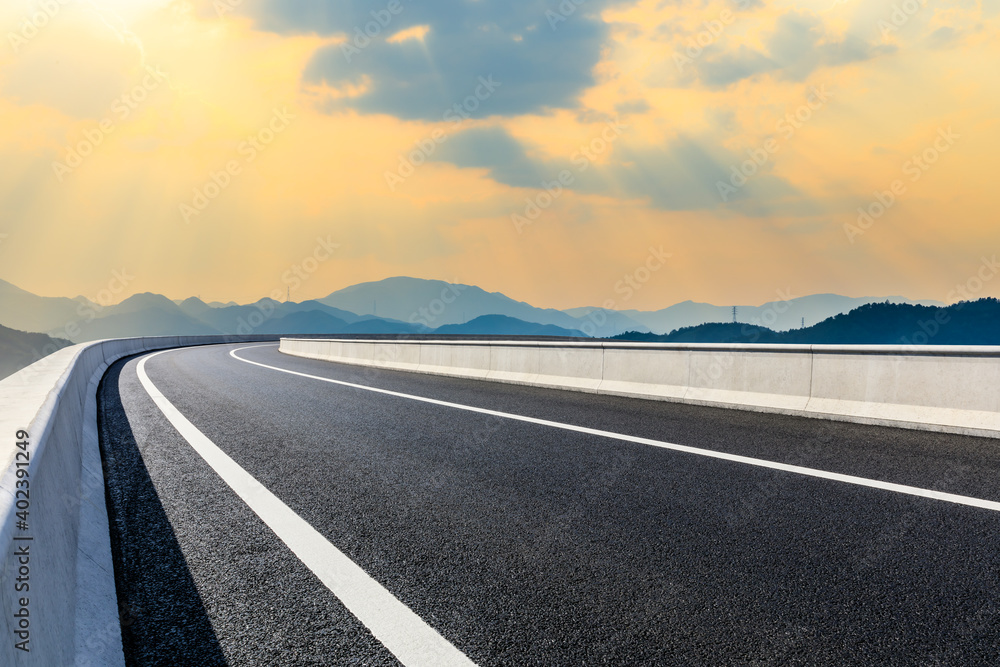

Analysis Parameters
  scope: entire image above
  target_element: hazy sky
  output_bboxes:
[1,0,997,310]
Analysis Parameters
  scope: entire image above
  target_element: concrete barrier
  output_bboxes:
[683,345,814,412]
[0,335,275,666]
[418,341,492,380]
[532,343,605,392]
[487,342,541,386]
[280,338,1000,439]
[804,345,1000,435]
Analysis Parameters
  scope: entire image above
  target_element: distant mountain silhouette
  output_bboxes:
[178,296,213,318]
[0,278,86,333]
[74,293,220,340]
[612,294,943,334]
[251,312,579,337]
[289,300,368,324]
[0,277,975,346]
[613,322,781,344]
[561,307,650,335]
[188,298,288,334]
[434,315,586,337]
[0,324,73,380]
[196,301,422,336]
[612,299,1000,345]
[319,276,595,332]
[255,310,352,335]
[343,318,422,334]
[106,293,186,316]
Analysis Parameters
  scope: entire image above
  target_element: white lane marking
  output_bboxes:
[136,349,476,667]
[231,345,1000,514]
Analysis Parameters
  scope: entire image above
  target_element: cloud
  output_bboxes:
[698,45,774,88]
[432,125,805,214]
[247,0,625,120]
[692,10,896,88]
[614,99,650,115]
[433,127,545,188]
[614,137,805,215]
[924,26,963,50]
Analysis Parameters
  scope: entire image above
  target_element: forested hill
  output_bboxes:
[611,299,1000,345]
[0,324,73,380]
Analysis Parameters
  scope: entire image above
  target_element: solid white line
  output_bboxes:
[231,344,1000,514]
[136,350,476,667]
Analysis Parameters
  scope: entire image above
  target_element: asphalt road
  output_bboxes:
[97,342,1000,665]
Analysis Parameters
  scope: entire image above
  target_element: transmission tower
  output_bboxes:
[732,306,737,323]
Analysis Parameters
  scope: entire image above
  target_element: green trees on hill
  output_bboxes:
[612,298,1000,345]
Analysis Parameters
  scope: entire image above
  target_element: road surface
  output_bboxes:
[96,342,1000,665]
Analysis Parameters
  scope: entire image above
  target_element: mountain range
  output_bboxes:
[569,293,944,334]
[0,276,943,345]
[318,277,616,333]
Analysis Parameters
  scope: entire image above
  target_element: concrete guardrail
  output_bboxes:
[280,338,1000,438]
[0,335,275,666]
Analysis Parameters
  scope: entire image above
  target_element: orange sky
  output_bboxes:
[0,0,997,310]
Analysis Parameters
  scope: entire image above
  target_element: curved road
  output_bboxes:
[97,342,1000,665]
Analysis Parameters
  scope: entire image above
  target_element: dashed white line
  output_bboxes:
[137,349,477,667]
[231,344,1000,514]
